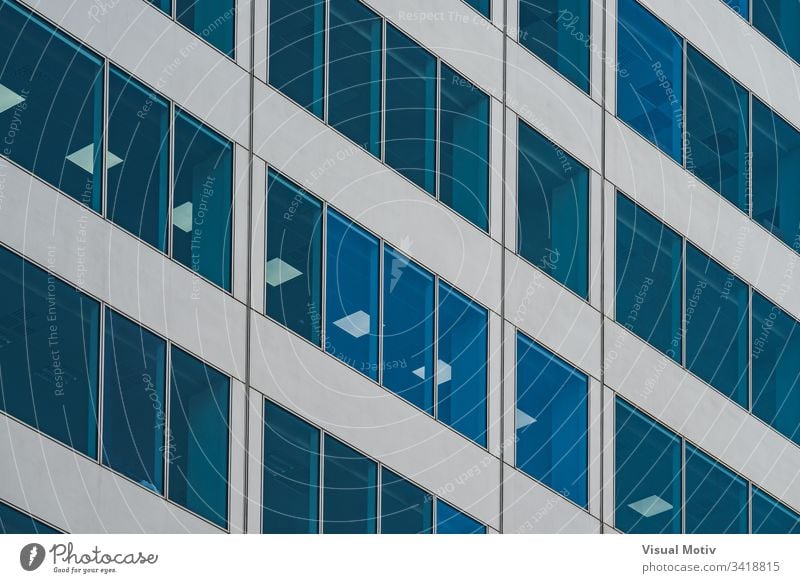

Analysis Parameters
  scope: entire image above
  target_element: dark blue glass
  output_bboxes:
[616,194,683,362]
[323,435,377,534]
[149,0,172,14]
[752,486,800,534]
[266,170,323,345]
[516,333,588,508]
[615,399,681,534]
[436,500,485,533]
[463,0,490,18]
[176,0,234,57]
[722,0,749,19]
[685,444,748,533]
[102,309,166,493]
[263,402,320,534]
[382,245,435,414]
[753,0,800,63]
[0,501,58,534]
[168,346,229,529]
[0,0,104,210]
[0,246,100,458]
[517,120,589,298]
[325,209,379,380]
[380,468,433,534]
[439,64,490,231]
[617,0,684,163]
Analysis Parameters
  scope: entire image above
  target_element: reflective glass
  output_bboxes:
[436,500,485,534]
[722,0,749,19]
[753,0,800,64]
[464,0,490,18]
[380,468,432,534]
[176,0,234,57]
[148,0,172,14]
[752,486,800,534]
[0,501,58,534]
[323,435,377,534]
[685,444,748,533]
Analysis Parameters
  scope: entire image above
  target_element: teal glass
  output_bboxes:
[722,0,748,18]
[149,0,172,14]
[323,436,377,534]
[685,445,748,533]
[0,501,58,534]
[752,487,800,534]
[380,468,433,534]
[464,0,490,18]
[176,0,234,57]
[436,500,485,533]
[753,0,800,64]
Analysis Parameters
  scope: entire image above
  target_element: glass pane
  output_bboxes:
[325,209,380,380]
[436,499,485,533]
[263,402,320,534]
[148,0,172,14]
[172,109,233,291]
[516,333,588,508]
[753,0,800,63]
[0,501,58,534]
[328,0,382,157]
[0,246,100,458]
[617,0,683,163]
[437,282,487,447]
[168,346,230,529]
[615,399,681,534]
[463,0,490,18]
[176,0,234,57]
[385,25,437,194]
[266,170,323,345]
[323,435,377,534]
[616,193,683,362]
[0,0,104,210]
[380,468,432,534]
[685,444,748,533]
[752,486,800,534]
[517,120,589,298]
[439,64,490,231]
[382,245,435,414]
[107,67,170,251]
[102,309,166,493]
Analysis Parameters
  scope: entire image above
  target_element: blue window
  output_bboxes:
[380,468,432,534]
[517,120,589,298]
[519,0,590,92]
[149,0,172,14]
[617,0,683,163]
[0,0,104,210]
[325,209,380,380]
[685,445,748,533]
[437,282,488,447]
[439,64,490,231]
[263,402,320,534]
[102,309,166,493]
[463,0,490,18]
[615,399,681,534]
[0,501,58,534]
[516,333,588,508]
[722,0,748,19]
[385,25,437,194]
[436,500,485,533]
[752,486,800,534]
[616,194,683,362]
[753,0,800,64]
[266,171,323,345]
[176,0,234,57]
[0,246,100,458]
[168,346,229,528]
[323,435,377,534]
[269,0,325,118]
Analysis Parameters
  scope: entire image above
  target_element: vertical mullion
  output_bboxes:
[318,430,325,534]
[681,237,687,366]
[748,285,753,412]
[682,39,688,169]
[323,0,330,124]
[435,59,442,201]
[681,439,686,534]
[380,18,387,163]
[748,91,753,218]
[168,102,176,259]
[101,60,109,218]
[320,204,328,349]
[376,463,382,533]
[378,240,384,386]
[97,305,106,464]
[163,342,172,500]
[433,277,439,420]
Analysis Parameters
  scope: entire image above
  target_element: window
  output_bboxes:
[149,0,172,14]
[722,0,749,18]
[0,501,58,534]
[436,500,485,534]
[517,120,589,298]
[516,333,588,508]
[380,468,433,534]
[323,435,377,533]
[685,444,748,533]
[176,0,234,57]
[463,0,490,18]
[752,486,800,534]
[753,0,800,64]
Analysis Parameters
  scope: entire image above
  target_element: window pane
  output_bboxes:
[173,109,233,291]
[176,0,234,57]
[517,120,589,298]
[168,346,230,528]
[684,243,748,407]
[382,245,435,414]
[328,0,382,157]
[437,282,487,447]
[266,171,323,345]
[325,209,380,380]
[752,486,800,534]
[439,64,490,231]
[148,0,172,14]
[102,309,166,493]
[616,194,682,362]
[722,0,749,18]
[380,468,432,534]
[263,402,320,534]
[516,333,588,508]
[436,500,485,533]
[0,0,104,210]
[463,0,490,18]
[685,444,747,533]
[617,0,683,163]
[0,501,58,534]
[323,435,377,534]
[615,399,681,534]
[0,246,100,458]
[753,0,800,63]
[108,67,170,251]
[385,25,437,194]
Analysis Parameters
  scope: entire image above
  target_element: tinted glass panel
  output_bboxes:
[0,501,58,534]
[148,0,172,14]
[464,0,490,18]
[722,0,748,19]
[685,444,748,533]
[753,0,800,63]
[436,500,485,534]
[176,0,234,57]
[381,468,432,534]
[752,486,800,534]
[323,435,377,534]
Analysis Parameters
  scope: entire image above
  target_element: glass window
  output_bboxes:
[323,435,377,534]
[148,0,172,14]
[463,0,490,18]
[437,282,488,447]
[266,171,323,345]
[685,444,748,533]
[439,64,490,231]
[0,246,100,458]
[722,0,749,18]
[380,468,432,534]
[328,0,382,157]
[263,402,320,534]
[516,333,588,508]
[519,0,591,92]
[382,245,435,414]
[616,194,683,362]
[102,309,166,493]
[684,243,748,407]
[753,0,800,64]
[385,25,437,195]
[0,501,58,534]
[168,346,230,529]
[325,209,380,380]
[172,109,233,291]
[436,500,485,533]
[615,399,681,534]
[752,486,800,534]
[517,120,589,298]
[0,0,104,210]
[617,0,683,163]
[176,0,234,57]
